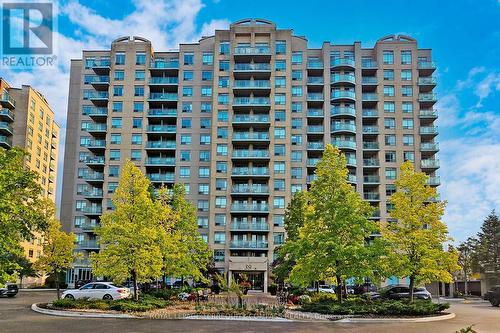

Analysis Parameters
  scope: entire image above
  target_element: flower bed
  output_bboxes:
[52,295,171,312]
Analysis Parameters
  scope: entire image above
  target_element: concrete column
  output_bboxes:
[264,270,268,293]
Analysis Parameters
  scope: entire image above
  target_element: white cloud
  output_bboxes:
[474,72,500,107]
[1,0,229,211]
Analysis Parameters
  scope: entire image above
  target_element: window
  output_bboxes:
[291,134,302,145]
[218,76,229,87]
[110,134,121,144]
[274,162,285,174]
[274,233,285,245]
[292,118,302,129]
[181,118,192,129]
[383,69,394,81]
[291,52,302,65]
[217,110,228,121]
[184,52,194,65]
[200,135,211,145]
[111,118,122,129]
[384,117,396,129]
[291,150,302,162]
[215,197,226,208]
[181,134,191,145]
[219,60,229,71]
[292,86,303,97]
[275,60,286,71]
[135,70,145,81]
[109,166,119,177]
[385,168,397,180]
[275,110,285,121]
[114,70,124,81]
[202,52,213,65]
[113,85,123,96]
[403,134,414,146]
[135,52,146,65]
[199,167,210,178]
[201,86,212,97]
[274,127,285,139]
[384,102,395,113]
[386,184,396,196]
[132,118,142,129]
[219,41,230,55]
[215,214,226,226]
[275,76,286,88]
[384,85,395,97]
[401,69,412,81]
[275,94,286,105]
[131,150,141,161]
[215,179,227,191]
[131,134,142,145]
[402,86,413,97]
[182,102,192,113]
[292,102,302,113]
[214,250,225,261]
[201,102,212,113]
[216,161,227,173]
[275,40,286,54]
[180,150,191,161]
[180,167,190,178]
[274,144,285,156]
[291,70,302,81]
[183,71,193,81]
[216,144,228,156]
[197,217,208,228]
[402,102,413,113]
[217,127,228,138]
[404,151,415,162]
[214,232,225,244]
[385,134,396,146]
[385,151,396,163]
[200,118,211,129]
[182,86,193,97]
[198,184,209,195]
[110,150,120,161]
[199,151,210,162]
[115,52,125,65]
[197,200,209,212]
[401,50,412,64]
[402,118,414,129]
[273,197,285,209]
[383,50,394,64]
[273,215,284,227]
[133,102,143,112]
[274,179,285,191]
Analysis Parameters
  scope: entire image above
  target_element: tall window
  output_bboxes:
[183,52,194,65]
[401,50,412,64]
[383,50,394,64]
[219,41,230,55]
[115,52,125,65]
[275,40,286,54]
[202,52,213,65]
[135,52,146,65]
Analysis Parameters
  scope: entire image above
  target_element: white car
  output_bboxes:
[307,285,336,294]
[61,282,131,300]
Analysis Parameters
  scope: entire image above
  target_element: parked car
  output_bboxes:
[75,279,91,289]
[366,285,432,301]
[350,283,377,295]
[483,285,500,306]
[307,284,336,294]
[62,282,130,300]
[0,284,18,298]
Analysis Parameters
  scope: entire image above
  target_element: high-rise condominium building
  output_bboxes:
[0,78,60,286]
[61,19,439,291]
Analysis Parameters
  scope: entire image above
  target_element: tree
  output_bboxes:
[381,161,459,301]
[155,184,210,283]
[13,255,38,288]
[91,161,163,300]
[0,148,48,284]
[457,238,477,297]
[273,191,308,283]
[35,203,76,299]
[474,210,500,274]
[287,145,378,303]
[216,272,245,307]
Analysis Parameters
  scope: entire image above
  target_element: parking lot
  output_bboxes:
[0,291,498,333]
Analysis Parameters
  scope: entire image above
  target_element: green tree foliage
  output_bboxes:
[381,161,459,301]
[474,210,500,274]
[457,237,478,296]
[0,148,48,284]
[286,145,378,303]
[35,203,76,299]
[91,161,163,300]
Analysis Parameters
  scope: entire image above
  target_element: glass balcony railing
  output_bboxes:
[76,240,100,249]
[331,107,356,117]
[331,58,355,67]
[230,223,269,231]
[84,156,105,164]
[148,108,177,116]
[421,159,440,168]
[361,59,377,69]
[307,158,320,167]
[332,123,356,132]
[307,61,324,69]
[418,93,437,102]
[233,97,270,105]
[233,132,270,140]
[82,206,103,215]
[87,140,106,148]
[86,91,109,100]
[150,60,179,69]
[79,222,98,231]
[81,189,103,198]
[90,59,110,68]
[149,93,178,100]
[307,174,318,183]
[364,193,380,200]
[230,203,269,212]
[234,47,270,55]
[233,80,270,88]
[233,115,270,123]
[418,61,436,70]
[146,141,176,149]
[145,157,176,165]
[332,140,357,149]
[147,173,175,182]
[232,150,270,158]
[362,109,378,117]
[418,77,437,85]
[420,126,438,135]
[420,142,439,151]
[362,93,378,101]
[0,108,14,120]
[232,185,269,194]
[364,175,380,183]
[82,173,104,181]
[307,125,324,133]
[0,135,12,147]
[331,91,355,99]
[331,74,355,84]
[363,159,380,167]
[348,174,357,183]
[232,167,270,176]
[346,158,357,166]
[149,77,179,84]
[147,125,176,133]
[230,241,268,249]
[307,142,324,150]
[307,77,324,84]
[362,77,377,84]
[426,176,441,185]
[86,123,107,132]
[307,109,324,117]
[307,93,324,101]
[419,109,438,118]
[0,121,13,133]
[363,126,379,134]
[85,75,110,84]
[233,63,271,71]
[87,107,108,117]
[363,142,379,150]
[0,92,15,108]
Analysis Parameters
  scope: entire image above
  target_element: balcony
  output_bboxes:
[361,59,378,70]
[51,138,57,148]
[362,77,378,85]
[346,158,357,167]
[307,109,324,117]
[307,174,318,183]
[84,156,105,166]
[86,140,106,151]
[91,59,111,74]
[307,125,324,134]
[364,175,380,184]
[418,77,437,90]
[229,241,268,249]
[85,75,110,89]
[82,189,103,199]
[364,193,380,201]
[348,174,357,183]
[149,77,178,85]
[147,108,177,118]
[230,222,269,232]
[420,142,439,151]
[418,61,436,75]
[363,158,380,167]
[234,46,271,57]
[82,172,104,183]
[426,176,441,186]
[232,150,270,159]
[87,91,109,106]
[362,93,378,102]
[145,141,176,150]
[146,125,176,133]
[147,173,175,183]
[331,74,355,85]
[233,63,271,73]
[307,61,324,70]
[230,203,269,213]
[145,157,176,166]
[331,106,356,117]
[331,122,356,133]
[420,126,439,136]
[331,58,355,69]
[418,93,437,106]
[362,109,378,118]
[307,158,320,167]
[149,60,179,71]
[0,135,12,148]
[232,97,270,109]
[419,109,438,118]
[307,142,325,150]
[232,132,270,142]
[79,222,98,232]
[232,114,270,124]
[0,109,15,122]
[331,90,355,102]
[231,184,269,195]
[233,80,271,91]
[362,126,379,134]
[232,167,270,178]
[363,142,380,150]
[421,159,440,169]
[332,140,357,150]
[82,207,103,216]
[307,77,324,85]
[76,240,100,250]
[307,93,324,102]
[86,123,107,134]
[87,107,108,119]
[0,92,16,108]
[148,93,178,102]
[0,121,13,135]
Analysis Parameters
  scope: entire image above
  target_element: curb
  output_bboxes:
[31,303,139,319]
[20,289,63,292]
[185,315,292,322]
[335,312,455,323]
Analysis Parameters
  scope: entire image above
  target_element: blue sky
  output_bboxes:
[2,0,499,243]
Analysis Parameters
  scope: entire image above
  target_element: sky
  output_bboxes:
[1,0,499,243]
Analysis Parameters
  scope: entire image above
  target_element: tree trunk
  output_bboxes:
[336,275,343,303]
[238,295,243,308]
[316,281,319,293]
[464,274,468,299]
[132,270,138,301]
[408,275,415,302]
[55,273,60,300]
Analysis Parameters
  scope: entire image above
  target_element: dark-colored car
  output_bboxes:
[0,284,18,298]
[350,283,378,295]
[366,285,432,301]
[75,279,92,289]
[483,285,500,307]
